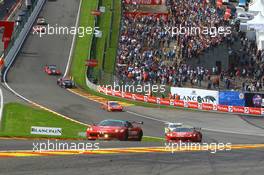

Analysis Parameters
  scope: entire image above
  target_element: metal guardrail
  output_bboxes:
[2,0,46,80]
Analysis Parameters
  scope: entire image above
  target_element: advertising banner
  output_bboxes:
[187,101,199,109]
[147,96,157,103]
[202,103,214,110]
[174,100,184,107]
[217,105,229,112]
[31,126,62,136]
[219,91,245,106]
[171,87,219,104]
[248,107,262,115]
[244,93,264,108]
[160,98,170,105]
[232,106,245,113]
[124,0,162,5]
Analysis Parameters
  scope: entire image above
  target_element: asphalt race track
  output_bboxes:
[1,0,264,174]
[1,150,264,175]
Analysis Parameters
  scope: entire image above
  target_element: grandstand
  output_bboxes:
[87,0,263,96]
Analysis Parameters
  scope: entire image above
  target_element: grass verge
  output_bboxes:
[142,136,165,142]
[0,103,87,139]
[71,0,98,88]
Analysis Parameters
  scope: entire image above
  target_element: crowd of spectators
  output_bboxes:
[115,0,264,92]
[225,33,264,92]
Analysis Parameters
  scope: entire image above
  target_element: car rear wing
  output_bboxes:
[132,121,144,125]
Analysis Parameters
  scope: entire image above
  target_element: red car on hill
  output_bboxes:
[101,101,123,112]
[86,119,143,141]
[165,124,202,142]
[44,65,61,75]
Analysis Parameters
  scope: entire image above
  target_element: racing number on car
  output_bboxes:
[0,21,15,50]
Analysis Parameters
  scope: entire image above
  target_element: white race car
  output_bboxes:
[164,122,183,134]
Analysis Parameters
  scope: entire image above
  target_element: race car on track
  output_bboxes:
[165,123,202,142]
[57,77,75,88]
[101,101,123,112]
[37,17,47,25]
[86,119,143,141]
[44,65,61,75]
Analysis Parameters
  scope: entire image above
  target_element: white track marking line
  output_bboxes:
[63,0,82,77]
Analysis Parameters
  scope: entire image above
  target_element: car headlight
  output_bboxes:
[120,129,125,133]
[87,127,93,131]
[115,129,119,133]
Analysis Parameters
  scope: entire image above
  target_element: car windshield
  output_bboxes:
[49,65,56,69]
[171,127,194,132]
[109,102,119,106]
[98,120,125,127]
[63,80,71,83]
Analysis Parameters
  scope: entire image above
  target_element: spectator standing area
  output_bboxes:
[113,0,263,94]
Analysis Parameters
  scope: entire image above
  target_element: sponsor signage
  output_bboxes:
[202,103,214,110]
[244,93,264,108]
[97,87,264,116]
[171,87,219,104]
[124,92,132,99]
[31,126,62,136]
[147,96,156,103]
[187,101,198,109]
[217,105,229,112]
[219,91,245,106]
[248,107,261,115]
[160,98,170,105]
[86,59,98,67]
[135,94,144,101]
[174,100,184,107]
[232,106,245,113]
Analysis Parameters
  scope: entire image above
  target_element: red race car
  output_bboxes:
[101,101,123,112]
[165,124,202,142]
[44,65,61,75]
[86,119,143,141]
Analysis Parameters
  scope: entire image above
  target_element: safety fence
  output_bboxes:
[98,86,264,116]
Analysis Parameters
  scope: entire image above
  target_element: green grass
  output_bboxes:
[71,0,98,88]
[71,0,121,88]
[0,103,87,139]
[94,0,112,76]
[94,0,121,75]
[142,136,165,142]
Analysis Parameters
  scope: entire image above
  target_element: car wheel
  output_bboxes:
[136,130,143,141]
[121,130,129,141]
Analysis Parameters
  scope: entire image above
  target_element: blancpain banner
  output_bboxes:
[171,87,219,104]
[31,126,62,136]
